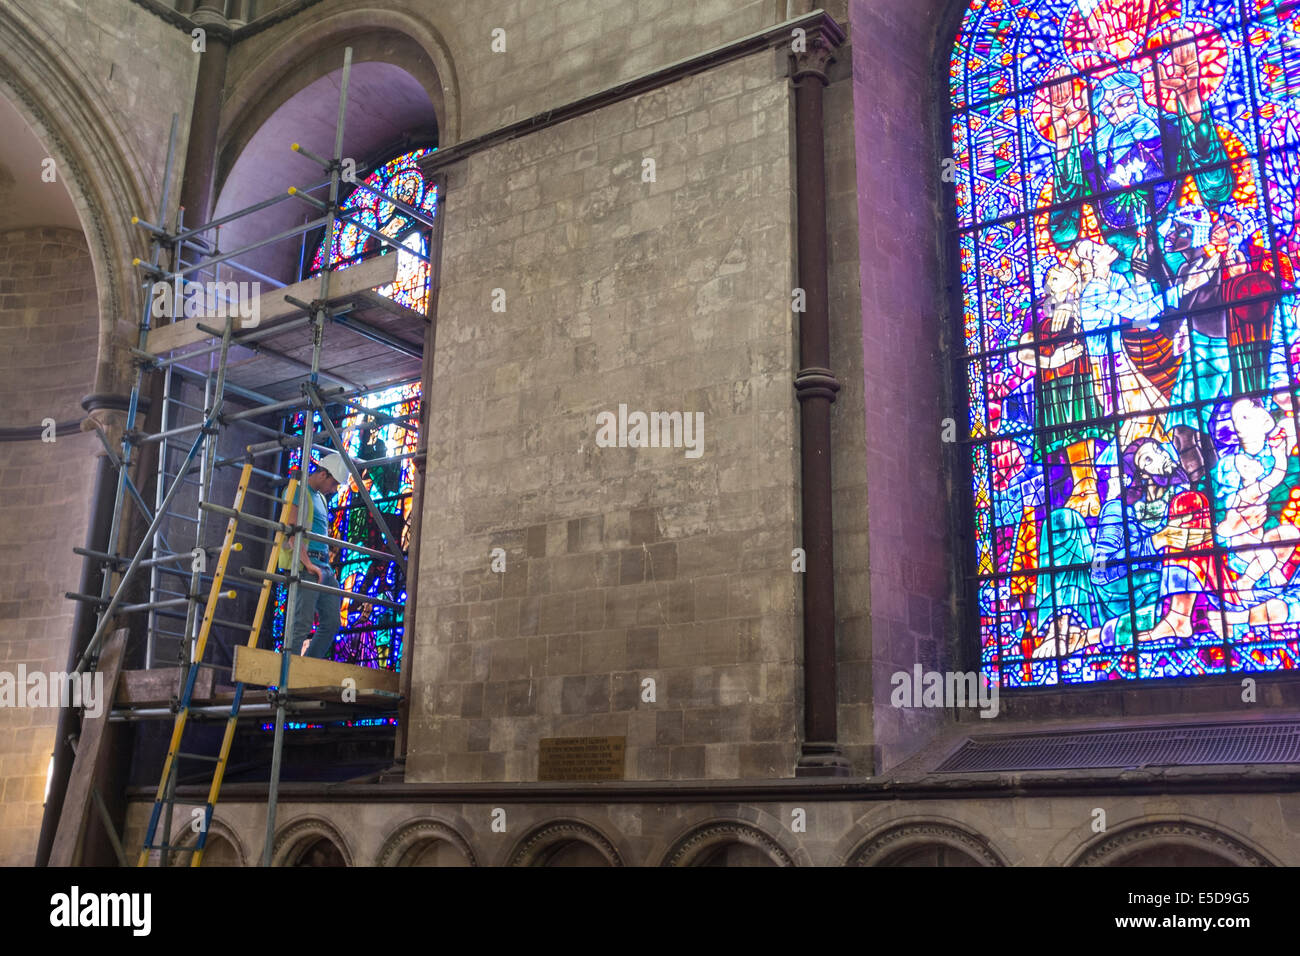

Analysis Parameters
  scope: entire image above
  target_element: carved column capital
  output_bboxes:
[80,393,135,454]
[789,17,846,85]
[190,6,234,41]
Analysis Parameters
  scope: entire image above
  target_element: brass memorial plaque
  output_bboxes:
[537,736,627,781]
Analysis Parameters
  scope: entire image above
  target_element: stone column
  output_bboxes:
[179,6,232,226]
[34,401,127,865]
[791,17,851,777]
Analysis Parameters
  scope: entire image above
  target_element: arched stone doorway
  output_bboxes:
[397,838,474,867]
[846,821,1006,867]
[661,821,795,867]
[292,837,348,867]
[692,842,782,867]
[508,821,624,867]
[1072,822,1273,867]
[377,818,477,867]
[272,818,354,867]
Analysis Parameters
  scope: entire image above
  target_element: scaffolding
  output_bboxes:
[58,48,432,867]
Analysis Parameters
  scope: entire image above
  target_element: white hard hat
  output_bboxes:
[317,451,349,485]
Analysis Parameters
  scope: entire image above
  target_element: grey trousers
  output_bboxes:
[287,563,343,660]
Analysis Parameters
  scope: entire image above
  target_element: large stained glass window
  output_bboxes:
[310,147,437,312]
[951,1,1300,686]
[269,383,421,677]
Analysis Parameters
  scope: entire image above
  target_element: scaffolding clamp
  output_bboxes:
[130,215,170,240]
[282,293,318,314]
[131,257,168,280]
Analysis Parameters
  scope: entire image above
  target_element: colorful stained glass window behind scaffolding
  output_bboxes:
[269,383,420,685]
[308,147,436,313]
[951,0,1300,686]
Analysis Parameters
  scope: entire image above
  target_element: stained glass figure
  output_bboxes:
[952,0,1300,686]
[270,383,420,712]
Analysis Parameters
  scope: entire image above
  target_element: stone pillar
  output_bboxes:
[791,17,851,777]
[390,298,438,774]
[34,408,122,866]
[179,6,232,226]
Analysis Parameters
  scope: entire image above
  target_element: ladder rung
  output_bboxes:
[120,597,192,613]
[210,616,252,628]
[162,432,214,448]
[208,577,262,594]
[242,487,287,502]
[141,461,264,868]
[234,530,276,546]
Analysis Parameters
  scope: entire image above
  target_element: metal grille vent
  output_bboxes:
[934,722,1300,773]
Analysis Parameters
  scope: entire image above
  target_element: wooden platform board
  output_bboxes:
[288,686,402,707]
[50,629,127,867]
[116,665,216,707]
[232,646,399,698]
[146,255,427,399]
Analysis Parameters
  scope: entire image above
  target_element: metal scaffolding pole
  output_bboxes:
[130,315,314,372]
[168,362,276,407]
[303,382,407,575]
[146,363,173,667]
[287,189,434,266]
[68,38,435,867]
[82,115,180,682]
[201,501,400,563]
[263,45,353,868]
[241,568,405,610]
[74,319,235,676]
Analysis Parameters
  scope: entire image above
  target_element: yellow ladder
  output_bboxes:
[137,465,298,866]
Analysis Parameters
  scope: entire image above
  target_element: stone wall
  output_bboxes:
[122,786,1300,866]
[408,50,801,782]
[823,50,871,772]
[11,0,198,210]
[849,0,957,771]
[228,0,787,144]
[0,227,98,866]
[218,0,958,781]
